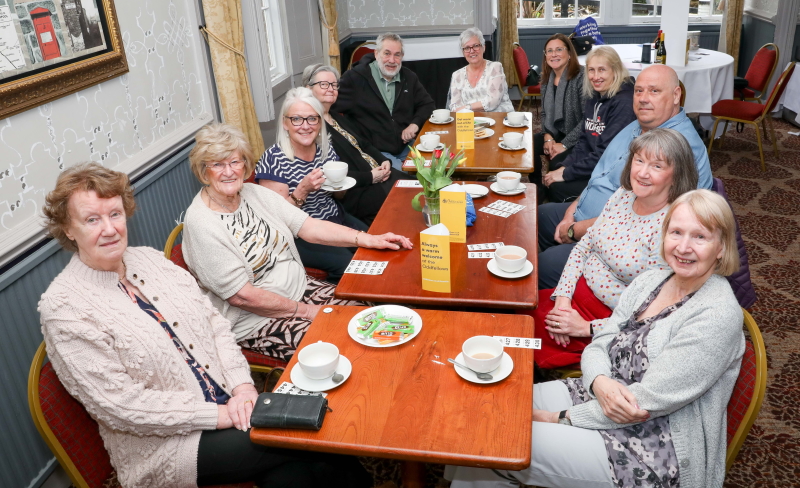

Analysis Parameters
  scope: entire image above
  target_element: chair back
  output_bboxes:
[744,43,779,94]
[711,178,756,309]
[511,42,530,89]
[349,42,375,70]
[726,309,767,472]
[763,62,796,116]
[679,80,686,108]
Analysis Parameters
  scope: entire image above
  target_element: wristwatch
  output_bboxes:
[289,192,305,207]
[558,410,572,426]
[567,223,577,241]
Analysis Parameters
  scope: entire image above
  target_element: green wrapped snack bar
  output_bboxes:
[357,308,385,327]
[384,314,412,325]
[384,323,415,334]
[359,318,385,339]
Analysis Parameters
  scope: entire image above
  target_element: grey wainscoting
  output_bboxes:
[739,14,778,77]
[0,143,202,488]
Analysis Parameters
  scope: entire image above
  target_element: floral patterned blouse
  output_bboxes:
[563,274,695,487]
[448,60,514,113]
[118,282,230,405]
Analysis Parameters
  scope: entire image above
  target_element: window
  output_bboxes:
[261,0,290,83]
[631,0,722,23]
[517,0,601,26]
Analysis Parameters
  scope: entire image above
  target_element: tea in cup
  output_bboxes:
[496,171,521,191]
[420,134,440,151]
[432,109,451,123]
[507,112,526,126]
[494,245,527,273]
[501,132,523,149]
[297,341,340,380]
[322,161,348,185]
[462,335,504,373]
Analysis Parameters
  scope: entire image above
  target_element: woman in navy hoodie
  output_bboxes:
[543,46,636,202]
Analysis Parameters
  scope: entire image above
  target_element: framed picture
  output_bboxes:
[0,0,127,119]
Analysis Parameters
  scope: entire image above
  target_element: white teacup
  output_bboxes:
[297,341,340,380]
[507,112,526,126]
[432,109,451,123]
[496,171,521,191]
[501,132,523,149]
[322,161,348,185]
[462,336,504,373]
[494,245,527,273]
[420,134,440,150]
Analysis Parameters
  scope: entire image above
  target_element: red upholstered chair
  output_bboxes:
[735,43,779,103]
[707,62,795,171]
[28,342,254,488]
[511,42,541,113]
[348,41,375,70]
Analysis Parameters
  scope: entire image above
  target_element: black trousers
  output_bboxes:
[533,132,572,185]
[197,428,373,488]
[544,178,589,203]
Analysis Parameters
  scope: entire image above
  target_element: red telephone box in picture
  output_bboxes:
[30,7,61,61]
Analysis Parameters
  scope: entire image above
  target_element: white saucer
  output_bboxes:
[462,184,489,198]
[487,258,533,279]
[416,143,445,153]
[498,141,525,151]
[474,116,496,127]
[489,182,525,196]
[321,176,356,192]
[474,128,495,140]
[289,356,352,392]
[429,116,454,124]
[503,118,528,128]
[454,352,513,384]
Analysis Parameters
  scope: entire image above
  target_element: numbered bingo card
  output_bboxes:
[467,242,505,251]
[273,381,328,397]
[493,336,542,349]
[395,180,422,188]
[488,200,526,214]
[344,260,389,275]
[478,206,512,218]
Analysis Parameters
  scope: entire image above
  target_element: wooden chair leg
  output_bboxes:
[517,96,524,112]
[766,116,779,157]
[708,118,721,155]
[753,122,766,171]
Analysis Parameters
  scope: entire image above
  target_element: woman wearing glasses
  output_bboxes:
[303,64,413,225]
[183,122,412,360]
[447,27,514,113]
[534,33,587,196]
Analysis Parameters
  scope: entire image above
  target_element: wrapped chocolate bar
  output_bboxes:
[384,314,412,325]
[384,323,415,334]
[373,330,404,344]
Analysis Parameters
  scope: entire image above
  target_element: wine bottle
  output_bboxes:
[654,29,662,51]
[656,33,667,64]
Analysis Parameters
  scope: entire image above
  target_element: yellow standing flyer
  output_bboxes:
[456,111,474,150]
[420,223,451,293]
[440,183,466,243]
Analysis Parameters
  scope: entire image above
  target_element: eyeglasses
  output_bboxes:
[284,115,321,126]
[545,47,567,56]
[309,81,340,90]
[206,160,245,172]
[462,44,483,53]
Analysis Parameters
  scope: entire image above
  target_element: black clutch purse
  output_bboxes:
[250,392,329,430]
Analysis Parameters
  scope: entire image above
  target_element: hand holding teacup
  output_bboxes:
[297,168,327,198]
[322,161,349,188]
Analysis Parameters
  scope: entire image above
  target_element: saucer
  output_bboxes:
[474,116,496,127]
[503,118,528,128]
[474,128,495,140]
[498,141,525,151]
[321,176,356,192]
[489,182,525,196]
[454,352,513,384]
[462,184,489,198]
[289,356,352,392]
[487,258,533,279]
[429,116,454,124]
[416,143,445,153]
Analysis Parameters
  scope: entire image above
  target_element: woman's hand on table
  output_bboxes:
[296,168,326,198]
[226,384,259,431]
[543,167,565,187]
[372,162,391,184]
[360,232,414,250]
[592,375,649,424]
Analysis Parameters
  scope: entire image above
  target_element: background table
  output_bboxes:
[250,305,534,488]
[335,182,538,309]
[403,112,533,177]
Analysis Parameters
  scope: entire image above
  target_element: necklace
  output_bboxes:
[205,187,238,213]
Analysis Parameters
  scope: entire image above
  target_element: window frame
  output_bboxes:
[516,0,603,27]
[261,0,291,85]
[629,0,722,24]
[516,0,722,27]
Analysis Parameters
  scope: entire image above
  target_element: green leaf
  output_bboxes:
[417,166,434,184]
[411,191,425,212]
[432,176,453,191]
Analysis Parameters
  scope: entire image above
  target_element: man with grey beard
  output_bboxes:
[334,32,435,170]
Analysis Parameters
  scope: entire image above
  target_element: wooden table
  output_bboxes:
[335,182,538,309]
[250,305,534,488]
[403,112,533,176]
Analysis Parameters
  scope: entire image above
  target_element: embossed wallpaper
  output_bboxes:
[0,0,213,264]
[344,0,474,30]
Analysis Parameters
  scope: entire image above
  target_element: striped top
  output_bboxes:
[256,143,343,224]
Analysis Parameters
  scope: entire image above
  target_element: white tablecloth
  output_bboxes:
[778,63,800,122]
[578,44,734,114]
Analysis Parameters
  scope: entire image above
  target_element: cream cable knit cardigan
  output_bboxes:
[38,247,254,488]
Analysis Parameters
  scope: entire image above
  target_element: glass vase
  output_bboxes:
[423,195,440,227]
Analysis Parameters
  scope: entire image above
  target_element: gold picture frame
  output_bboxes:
[0,0,128,119]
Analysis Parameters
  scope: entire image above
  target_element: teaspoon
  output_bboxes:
[448,358,493,381]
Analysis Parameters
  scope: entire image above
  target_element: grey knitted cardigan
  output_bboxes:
[540,65,587,149]
[571,269,744,488]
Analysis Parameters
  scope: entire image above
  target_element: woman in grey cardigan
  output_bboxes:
[533,33,587,192]
[447,189,745,488]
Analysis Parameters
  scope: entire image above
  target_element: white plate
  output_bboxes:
[289,356,352,392]
[498,141,525,151]
[490,182,526,196]
[502,117,528,128]
[474,116,496,127]
[348,305,423,348]
[429,116,454,124]
[321,176,356,192]
[416,143,445,153]
[487,258,533,279]
[454,352,514,384]
[462,184,489,198]
[474,128,495,140]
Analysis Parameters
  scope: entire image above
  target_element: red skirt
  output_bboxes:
[520,276,613,369]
